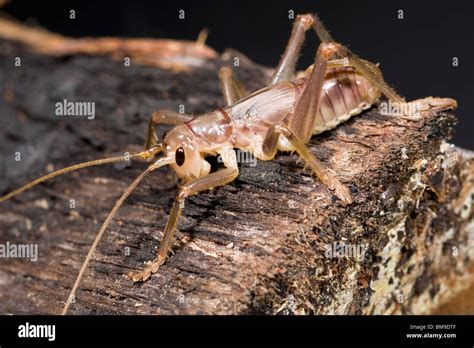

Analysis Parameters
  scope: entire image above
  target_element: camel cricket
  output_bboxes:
[0,13,456,314]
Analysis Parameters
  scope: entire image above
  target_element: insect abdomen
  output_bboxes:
[312,67,381,134]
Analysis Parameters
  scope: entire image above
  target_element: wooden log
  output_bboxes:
[0,24,473,315]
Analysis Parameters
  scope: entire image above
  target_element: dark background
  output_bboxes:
[3,0,473,149]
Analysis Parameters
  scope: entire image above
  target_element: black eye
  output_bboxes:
[176,147,185,166]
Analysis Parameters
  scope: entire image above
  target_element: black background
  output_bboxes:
[3,0,473,149]
[1,315,473,346]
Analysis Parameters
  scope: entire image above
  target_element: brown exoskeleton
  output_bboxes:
[0,13,452,314]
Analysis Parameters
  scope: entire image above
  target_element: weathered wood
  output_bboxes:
[0,32,473,315]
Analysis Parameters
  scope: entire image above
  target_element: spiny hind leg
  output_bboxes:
[129,166,239,282]
[324,53,406,104]
[219,66,247,106]
[310,14,405,102]
[311,13,336,44]
[344,51,404,103]
[270,13,344,84]
[274,12,403,101]
[145,110,194,150]
[262,123,353,206]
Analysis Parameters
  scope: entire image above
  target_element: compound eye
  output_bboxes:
[175,147,185,166]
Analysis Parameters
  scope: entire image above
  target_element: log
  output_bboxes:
[0,23,473,315]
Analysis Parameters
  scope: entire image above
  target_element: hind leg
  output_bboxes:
[263,42,353,205]
[262,123,352,205]
[272,13,404,102]
[310,14,404,102]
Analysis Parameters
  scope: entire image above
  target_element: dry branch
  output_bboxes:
[0,20,473,314]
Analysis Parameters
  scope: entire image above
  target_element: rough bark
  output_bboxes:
[0,32,473,315]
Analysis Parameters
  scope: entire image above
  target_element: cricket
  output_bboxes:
[0,13,455,315]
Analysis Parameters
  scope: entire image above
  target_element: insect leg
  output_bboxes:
[288,42,342,143]
[344,52,405,102]
[268,42,352,204]
[262,123,353,205]
[310,14,404,102]
[219,66,246,106]
[270,13,348,84]
[270,14,315,85]
[145,110,194,149]
[129,166,239,282]
[311,13,335,44]
[314,50,405,103]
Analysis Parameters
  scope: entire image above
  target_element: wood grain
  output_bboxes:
[0,36,473,315]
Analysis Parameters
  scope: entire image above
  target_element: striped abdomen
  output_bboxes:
[304,66,381,134]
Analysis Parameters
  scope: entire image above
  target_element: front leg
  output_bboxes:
[129,166,239,282]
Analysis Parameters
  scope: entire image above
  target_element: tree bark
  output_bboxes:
[0,27,473,314]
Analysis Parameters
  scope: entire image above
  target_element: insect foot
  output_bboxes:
[128,256,166,282]
[334,183,353,206]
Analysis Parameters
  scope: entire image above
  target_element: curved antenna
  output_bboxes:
[61,155,174,315]
[0,145,162,203]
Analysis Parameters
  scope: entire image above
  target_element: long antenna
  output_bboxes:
[61,155,174,315]
[0,146,162,203]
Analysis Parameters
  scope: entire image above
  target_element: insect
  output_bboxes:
[1,13,412,314]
